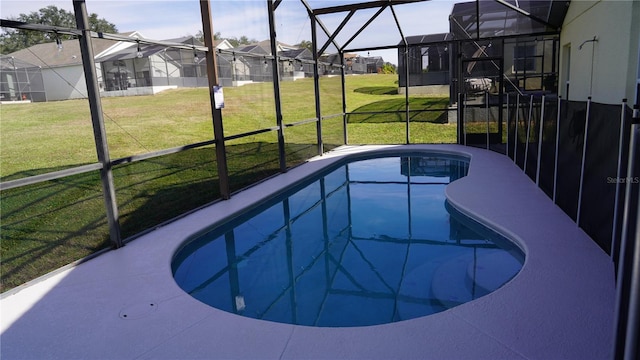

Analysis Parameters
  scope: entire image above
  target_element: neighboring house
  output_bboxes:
[220,41,271,86]
[241,39,299,55]
[3,32,233,102]
[362,56,384,73]
[280,48,313,80]
[4,32,119,101]
[349,54,385,74]
[343,53,359,72]
[94,35,232,94]
[320,53,384,75]
[223,40,386,83]
[4,32,387,101]
[318,53,342,75]
[220,41,314,86]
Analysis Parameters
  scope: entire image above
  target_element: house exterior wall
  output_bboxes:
[560,0,640,103]
[42,65,87,101]
[628,3,640,105]
[636,38,640,106]
[149,56,166,85]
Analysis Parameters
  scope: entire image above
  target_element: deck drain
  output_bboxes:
[119,302,157,320]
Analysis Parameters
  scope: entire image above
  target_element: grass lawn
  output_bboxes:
[0,73,456,291]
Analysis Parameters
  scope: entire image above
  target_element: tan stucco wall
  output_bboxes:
[625,1,640,104]
[560,0,639,104]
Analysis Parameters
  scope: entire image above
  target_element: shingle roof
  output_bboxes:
[233,40,298,55]
[5,36,115,68]
[4,32,221,69]
[162,36,205,47]
[279,48,312,60]
[234,44,269,55]
[0,55,41,70]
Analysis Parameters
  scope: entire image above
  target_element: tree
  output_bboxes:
[194,31,221,44]
[225,35,257,48]
[296,40,313,52]
[379,62,397,74]
[0,5,117,54]
[195,32,256,48]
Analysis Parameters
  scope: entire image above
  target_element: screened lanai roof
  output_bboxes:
[450,0,570,40]
[297,0,569,53]
[404,33,453,46]
[0,55,41,71]
[95,37,211,63]
[302,0,445,53]
[1,1,570,66]
[95,44,166,63]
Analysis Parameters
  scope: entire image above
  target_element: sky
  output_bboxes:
[1,0,458,65]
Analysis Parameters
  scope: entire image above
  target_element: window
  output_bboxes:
[513,44,536,73]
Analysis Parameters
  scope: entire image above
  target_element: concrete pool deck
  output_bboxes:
[1,145,615,359]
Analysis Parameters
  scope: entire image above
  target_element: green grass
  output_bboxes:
[0,73,456,291]
[353,86,398,95]
[345,75,454,144]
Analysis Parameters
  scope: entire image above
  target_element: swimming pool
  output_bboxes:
[172,152,524,327]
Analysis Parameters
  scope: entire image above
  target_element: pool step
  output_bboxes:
[465,249,522,296]
[430,249,522,309]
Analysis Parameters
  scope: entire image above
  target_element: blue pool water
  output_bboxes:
[172,153,524,327]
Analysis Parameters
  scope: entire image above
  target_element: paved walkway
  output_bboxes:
[1,145,614,359]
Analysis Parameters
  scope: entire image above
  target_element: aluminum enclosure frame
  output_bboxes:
[0,0,571,246]
[1,1,638,358]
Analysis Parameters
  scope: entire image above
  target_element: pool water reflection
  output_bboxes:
[172,154,524,327]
